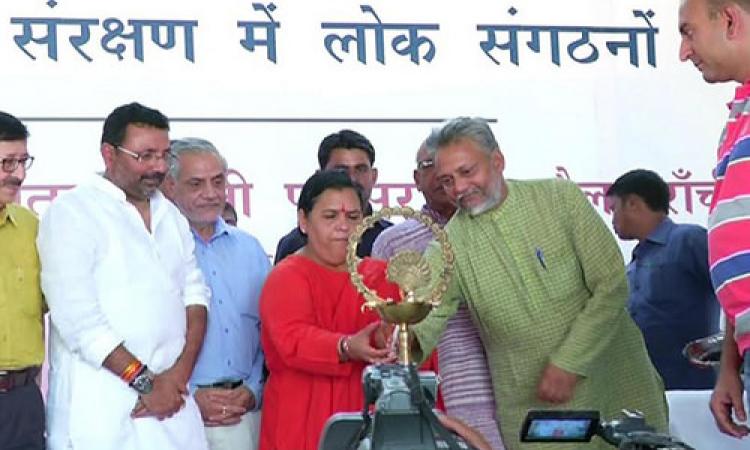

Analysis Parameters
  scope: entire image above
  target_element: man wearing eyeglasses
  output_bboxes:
[273,129,392,263]
[37,103,209,450]
[0,111,45,450]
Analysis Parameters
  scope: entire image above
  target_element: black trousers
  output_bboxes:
[0,383,45,450]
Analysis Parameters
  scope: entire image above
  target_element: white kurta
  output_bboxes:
[37,174,209,450]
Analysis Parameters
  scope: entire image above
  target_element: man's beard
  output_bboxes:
[458,178,504,217]
[138,172,166,197]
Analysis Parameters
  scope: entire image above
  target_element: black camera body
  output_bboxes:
[520,409,694,450]
[319,364,474,450]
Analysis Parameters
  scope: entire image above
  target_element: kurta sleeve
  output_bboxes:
[260,265,352,377]
[37,198,122,368]
[178,215,210,309]
[548,181,630,376]
[411,240,461,363]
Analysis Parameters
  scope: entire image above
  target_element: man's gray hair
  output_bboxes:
[168,137,228,179]
[418,127,441,163]
[429,117,499,156]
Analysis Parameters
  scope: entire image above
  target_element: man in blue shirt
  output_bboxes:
[606,169,720,390]
[163,138,270,450]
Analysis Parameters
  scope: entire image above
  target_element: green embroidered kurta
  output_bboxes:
[414,179,667,450]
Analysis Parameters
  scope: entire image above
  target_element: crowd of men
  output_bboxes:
[2,0,750,448]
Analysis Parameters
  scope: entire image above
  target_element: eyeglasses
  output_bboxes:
[416,159,434,170]
[1,155,34,173]
[116,146,174,164]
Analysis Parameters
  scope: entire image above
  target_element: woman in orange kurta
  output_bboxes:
[259,171,395,450]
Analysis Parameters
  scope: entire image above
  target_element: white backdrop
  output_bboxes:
[4,1,745,446]
[0,0,733,256]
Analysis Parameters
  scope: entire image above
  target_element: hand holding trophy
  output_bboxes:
[346,206,454,366]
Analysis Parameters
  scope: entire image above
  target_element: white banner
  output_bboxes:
[0,0,732,257]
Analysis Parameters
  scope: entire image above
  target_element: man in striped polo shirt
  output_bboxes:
[679,0,750,439]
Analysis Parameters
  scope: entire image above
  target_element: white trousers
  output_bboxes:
[204,410,261,450]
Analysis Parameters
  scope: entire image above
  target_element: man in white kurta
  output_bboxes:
[37,103,209,450]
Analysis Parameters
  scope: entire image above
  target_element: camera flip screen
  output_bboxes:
[520,410,599,443]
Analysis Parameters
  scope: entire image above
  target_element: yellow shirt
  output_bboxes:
[0,203,45,369]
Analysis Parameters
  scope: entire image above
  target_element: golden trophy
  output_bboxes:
[346,206,454,366]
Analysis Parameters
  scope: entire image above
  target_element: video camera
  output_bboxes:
[319,363,477,450]
[520,409,694,450]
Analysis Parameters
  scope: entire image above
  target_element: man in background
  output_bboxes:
[222,202,238,226]
[607,169,720,389]
[274,129,391,263]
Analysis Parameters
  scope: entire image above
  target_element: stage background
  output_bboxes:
[0,0,732,257]
[4,1,745,447]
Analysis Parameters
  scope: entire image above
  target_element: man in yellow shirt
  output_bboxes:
[0,111,45,450]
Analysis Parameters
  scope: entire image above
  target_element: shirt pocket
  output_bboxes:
[639,260,686,319]
[533,245,584,310]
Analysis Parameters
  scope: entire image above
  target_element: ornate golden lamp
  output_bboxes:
[346,206,454,365]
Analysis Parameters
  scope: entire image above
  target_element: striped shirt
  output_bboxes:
[708,81,750,355]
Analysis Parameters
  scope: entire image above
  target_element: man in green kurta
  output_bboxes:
[413,117,668,450]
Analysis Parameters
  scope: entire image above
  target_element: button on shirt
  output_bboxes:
[37,174,209,450]
[189,219,270,408]
[0,204,45,369]
[626,218,720,389]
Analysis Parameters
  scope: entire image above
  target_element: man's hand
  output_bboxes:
[710,369,750,438]
[159,364,190,396]
[131,372,186,420]
[437,414,492,450]
[537,363,579,404]
[195,386,254,427]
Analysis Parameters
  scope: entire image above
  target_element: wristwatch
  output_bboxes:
[130,367,155,395]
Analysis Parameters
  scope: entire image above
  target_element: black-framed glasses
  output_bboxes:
[116,146,174,164]
[1,155,34,173]
[416,159,434,170]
